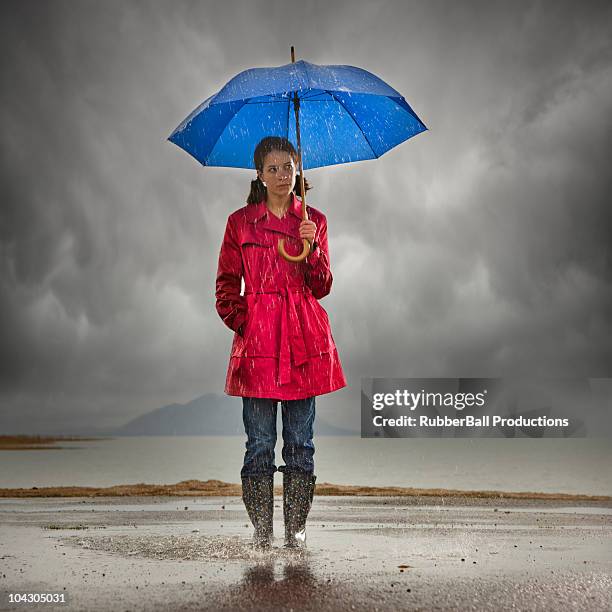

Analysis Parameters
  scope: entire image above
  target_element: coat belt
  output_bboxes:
[244,287,309,385]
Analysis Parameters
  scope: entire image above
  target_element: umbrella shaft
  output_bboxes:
[291,47,306,220]
[293,94,307,220]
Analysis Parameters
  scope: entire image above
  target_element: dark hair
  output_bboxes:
[246,136,312,204]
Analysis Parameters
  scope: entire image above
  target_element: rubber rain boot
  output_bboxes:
[282,471,317,549]
[241,475,274,549]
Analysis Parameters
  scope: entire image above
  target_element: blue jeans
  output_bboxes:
[241,396,315,478]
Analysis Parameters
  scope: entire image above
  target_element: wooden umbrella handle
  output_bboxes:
[278,239,310,262]
[278,46,311,263]
[278,170,311,262]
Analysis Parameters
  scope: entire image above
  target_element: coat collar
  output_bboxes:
[245,192,304,224]
[245,193,304,239]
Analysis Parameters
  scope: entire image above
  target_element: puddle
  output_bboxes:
[60,533,311,562]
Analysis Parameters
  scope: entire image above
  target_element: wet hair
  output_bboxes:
[247,136,312,204]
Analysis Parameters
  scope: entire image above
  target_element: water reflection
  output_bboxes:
[230,556,322,608]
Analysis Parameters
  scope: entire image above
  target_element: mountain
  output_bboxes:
[106,393,355,436]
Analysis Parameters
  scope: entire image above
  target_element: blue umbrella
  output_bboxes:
[168,48,427,260]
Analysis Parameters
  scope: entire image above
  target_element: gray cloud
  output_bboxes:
[1,0,611,433]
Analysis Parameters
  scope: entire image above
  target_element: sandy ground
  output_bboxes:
[1,495,611,611]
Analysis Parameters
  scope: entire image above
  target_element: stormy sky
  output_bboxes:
[1,0,611,434]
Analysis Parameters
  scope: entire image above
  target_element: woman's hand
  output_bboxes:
[299,219,317,242]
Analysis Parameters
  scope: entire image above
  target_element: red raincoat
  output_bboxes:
[215,193,347,400]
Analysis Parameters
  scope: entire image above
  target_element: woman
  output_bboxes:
[215,136,346,549]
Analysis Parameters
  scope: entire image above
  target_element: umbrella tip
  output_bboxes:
[291,46,295,63]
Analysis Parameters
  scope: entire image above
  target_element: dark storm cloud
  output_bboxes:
[0,0,610,433]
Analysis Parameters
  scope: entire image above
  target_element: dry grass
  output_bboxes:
[1,478,609,501]
[0,435,105,450]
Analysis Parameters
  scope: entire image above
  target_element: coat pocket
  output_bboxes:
[231,299,257,357]
[230,294,280,358]
[300,295,334,355]
[241,301,255,340]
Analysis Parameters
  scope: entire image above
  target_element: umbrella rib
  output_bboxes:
[236,89,342,105]
[299,90,326,101]
[243,99,334,104]
[243,93,330,104]
[244,99,289,104]
[328,92,378,159]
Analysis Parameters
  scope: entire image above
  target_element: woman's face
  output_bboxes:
[258,150,297,200]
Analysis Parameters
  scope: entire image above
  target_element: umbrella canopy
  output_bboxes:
[168,59,427,170]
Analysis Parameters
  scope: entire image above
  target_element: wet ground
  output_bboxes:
[1,495,611,611]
